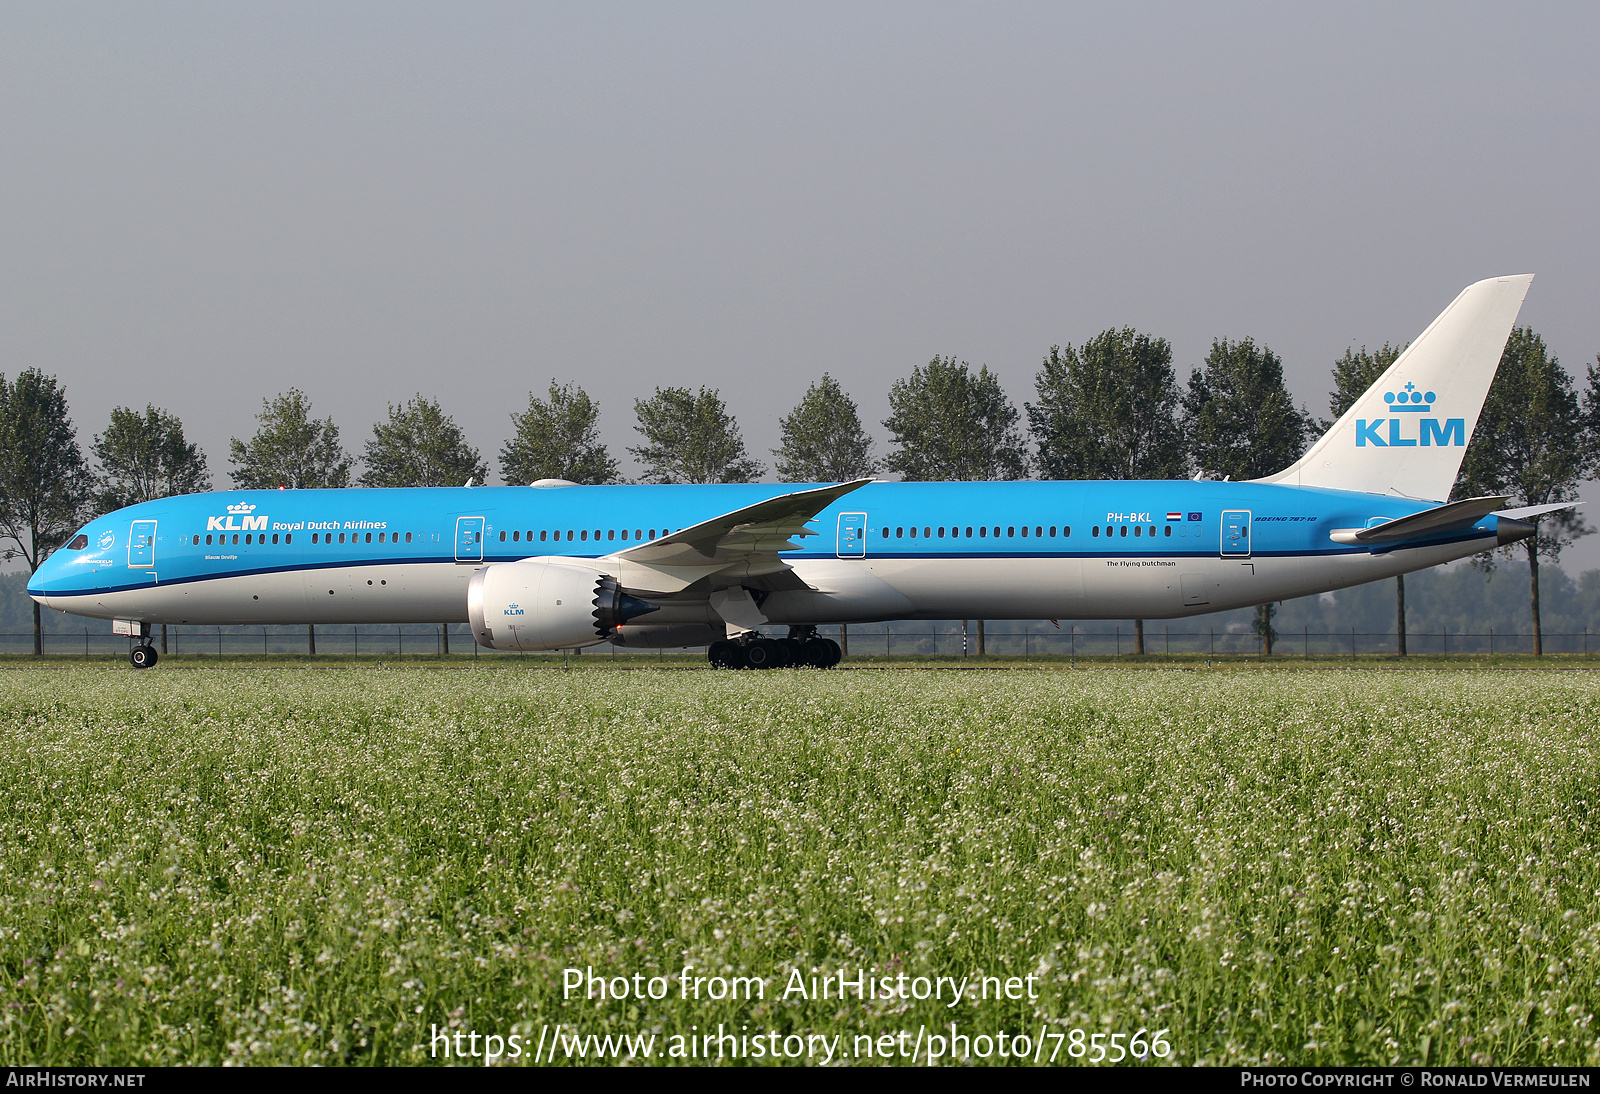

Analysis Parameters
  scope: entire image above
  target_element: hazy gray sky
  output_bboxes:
[2,3,1597,556]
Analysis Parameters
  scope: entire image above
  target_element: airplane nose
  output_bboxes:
[1496,516,1536,546]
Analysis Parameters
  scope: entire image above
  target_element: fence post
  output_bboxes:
[263,627,267,656]
[355,627,359,657]
[217,627,222,657]
[1351,627,1356,658]
[399,625,403,659]
[1116,627,1121,657]
[1489,627,1493,655]
[841,623,849,657]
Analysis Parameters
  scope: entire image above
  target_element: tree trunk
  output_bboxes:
[1133,619,1145,655]
[1528,538,1542,657]
[441,623,450,656]
[33,598,42,656]
[161,624,169,655]
[840,623,848,657]
[307,623,317,656]
[1396,575,1406,657]
[976,620,985,656]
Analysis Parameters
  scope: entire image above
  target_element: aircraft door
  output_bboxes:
[455,516,485,562]
[1220,510,1251,558]
[128,520,156,569]
[836,512,867,558]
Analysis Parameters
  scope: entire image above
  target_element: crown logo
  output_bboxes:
[226,503,257,514]
[1383,383,1435,409]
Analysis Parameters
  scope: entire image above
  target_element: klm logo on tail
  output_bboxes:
[1355,384,1465,448]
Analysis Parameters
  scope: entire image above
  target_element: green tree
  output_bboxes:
[0,370,93,654]
[1029,330,1185,479]
[229,389,351,655]
[883,357,1027,481]
[1029,329,1184,654]
[1456,328,1595,656]
[1184,338,1314,654]
[1328,343,1407,651]
[361,396,487,488]
[773,374,878,482]
[91,405,211,512]
[500,382,620,485]
[229,389,353,490]
[630,386,763,484]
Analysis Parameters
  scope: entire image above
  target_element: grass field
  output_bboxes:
[1,665,1597,1066]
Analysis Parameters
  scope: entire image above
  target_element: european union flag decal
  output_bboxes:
[1187,512,1202,521]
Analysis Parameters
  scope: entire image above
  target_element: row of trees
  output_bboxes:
[3,327,1597,653]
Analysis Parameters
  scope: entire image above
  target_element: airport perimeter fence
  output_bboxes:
[3,624,1600,659]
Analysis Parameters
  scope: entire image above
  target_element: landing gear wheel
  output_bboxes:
[801,638,834,669]
[743,638,780,669]
[774,638,801,668]
[707,639,744,669]
[129,645,158,670]
[823,638,842,667]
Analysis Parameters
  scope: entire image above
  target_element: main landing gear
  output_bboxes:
[129,645,159,670]
[707,626,842,670]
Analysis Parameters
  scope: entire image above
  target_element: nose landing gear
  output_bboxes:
[129,644,159,669]
[707,627,841,670]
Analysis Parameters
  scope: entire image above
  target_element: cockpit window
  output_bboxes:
[65,534,88,550]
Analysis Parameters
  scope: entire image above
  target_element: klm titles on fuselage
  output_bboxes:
[1356,386,1465,448]
[205,502,390,534]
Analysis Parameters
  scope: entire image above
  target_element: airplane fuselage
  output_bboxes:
[28,480,1511,633]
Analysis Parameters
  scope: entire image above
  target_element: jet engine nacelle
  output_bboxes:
[467,557,658,651]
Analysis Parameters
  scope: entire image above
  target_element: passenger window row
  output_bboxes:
[198,531,418,546]
[496,528,670,544]
[1091,525,1175,538]
[882,525,1070,540]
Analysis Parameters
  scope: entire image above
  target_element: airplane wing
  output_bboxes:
[602,479,873,594]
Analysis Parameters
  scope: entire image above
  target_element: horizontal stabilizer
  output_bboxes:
[1495,501,1581,521]
[1328,495,1508,545]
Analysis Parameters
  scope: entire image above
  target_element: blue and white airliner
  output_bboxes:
[29,275,1562,669]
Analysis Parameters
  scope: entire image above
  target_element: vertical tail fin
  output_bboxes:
[1258,274,1533,501]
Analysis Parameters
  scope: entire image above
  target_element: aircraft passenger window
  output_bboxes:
[567,531,574,541]
[621,529,628,541]
[581,530,588,540]
[364,532,371,543]
[499,531,507,542]
[993,527,1000,537]
[635,529,642,539]
[232,534,239,545]
[882,528,889,538]
[1092,526,1100,537]
[1035,526,1043,537]
[206,534,214,545]
[1064,526,1071,537]
[540,531,548,542]
[339,533,346,543]
[1020,526,1028,538]
[966,526,973,537]
[1134,526,1141,537]
[272,534,280,544]
[937,527,945,538]
[978,526,986,537]
[285,534,292,544]
[516,531,523,541]
[908,527,917,539]
[406,532,413,543]
[1049,526,1056,537]
[1164,525,1172,537]
[897,527,904,538]
[1120,526,1128,537]
[923,527,931,538]
[1007,527,1015,537]
[649,529,656,539]
[608,530,615,540]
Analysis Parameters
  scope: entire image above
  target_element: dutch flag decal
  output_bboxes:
[1166,512,1183,521]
